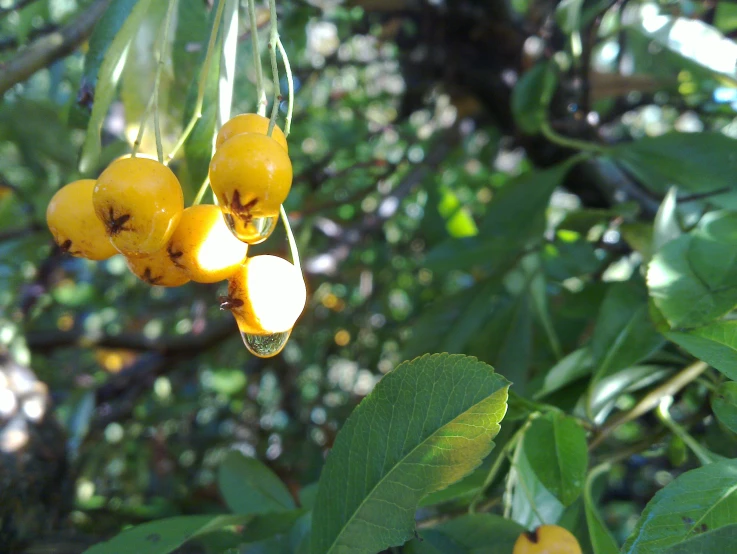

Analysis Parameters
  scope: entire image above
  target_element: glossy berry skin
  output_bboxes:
[93,157,184,256]
[513,525,583,554]
[224,255,306,334]
[46,179,118,261]
[216,113,288,152]
[126,248,190,287]
[208,133,293,243]
[166,205,248,284]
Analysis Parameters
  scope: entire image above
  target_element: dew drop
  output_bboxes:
[224,213,278,245]
[240,328,291,358]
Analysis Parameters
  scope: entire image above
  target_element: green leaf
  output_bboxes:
[589,281,665,383]
[180,4,221,198]
[589,365,672,422]
[523,412,588,506]
[555,0,584,33]
[534,348,592,399]
[218,0,239,126]
[666,321,737,381]
[711,381,737,433]
[426,161,573,271]
[171,0,209,114]
[405,514,525,554]
[653,187,681,253]
[626,11,737,85]
[438,187,479,238]
[609,133,737,209]
[81,0,142,90]
[510,436,565,528]
[647,211,737,329]
[662,524,737,553]
[622,459,737,554]
[79,0,154,172]
[82,515,251,554]
[584,468,619,554]
[511,61,558,134]
[310,354,510,554]
[217,451,295,516]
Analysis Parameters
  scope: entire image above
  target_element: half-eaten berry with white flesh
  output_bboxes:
[221,255,306,357]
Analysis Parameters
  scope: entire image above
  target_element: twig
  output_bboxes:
[0,0,111,95]
[26,317,236,354]
[589,360,708,450]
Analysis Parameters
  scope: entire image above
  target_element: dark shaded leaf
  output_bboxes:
[217,451,295,516]
[622,459,737,553]
[711,381,737,433]
[523,412,588,506]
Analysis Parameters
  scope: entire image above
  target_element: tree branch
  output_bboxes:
[26,316,237,355]
[0,0,41,19]
[0,0,111,96]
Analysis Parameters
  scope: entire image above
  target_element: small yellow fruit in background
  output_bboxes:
[125,248,189,287]
[166,204,248,283]
[513,525,583,554]
[209,133,293,243]
[93,157,183,256]
[216,113,288,152]
[46,179,118,261]
[223,255,306,334]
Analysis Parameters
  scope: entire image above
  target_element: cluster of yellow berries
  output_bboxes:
[45,114,306,357]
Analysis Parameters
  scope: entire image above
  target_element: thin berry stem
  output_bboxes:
[167,0,226,163]
[267,0,280,137]
[133,0,178,160]
[192,176,211,206]
[280,204,300,272]
[276,36,293,137]
[247,0,267,116]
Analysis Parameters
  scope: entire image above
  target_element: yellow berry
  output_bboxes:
[93,157,184,256]
[224,255,306,334]
[513,525,583,554]
[126,248,189,287]
[166,205,248,283]
[46,179,118,261]
[208,133,293,243]
[216,113,288,152]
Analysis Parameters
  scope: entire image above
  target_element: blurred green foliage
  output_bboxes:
[3,0,737,553]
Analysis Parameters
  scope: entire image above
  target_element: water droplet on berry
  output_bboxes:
[224,213,278,245]
[240,329,291,358]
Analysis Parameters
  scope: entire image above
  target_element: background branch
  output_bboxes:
[0,0,110,95]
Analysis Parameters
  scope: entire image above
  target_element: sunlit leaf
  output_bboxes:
[653,187,681,253]
[666,321,737,381]
[311,354,510,554]
[648,211,737,329]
